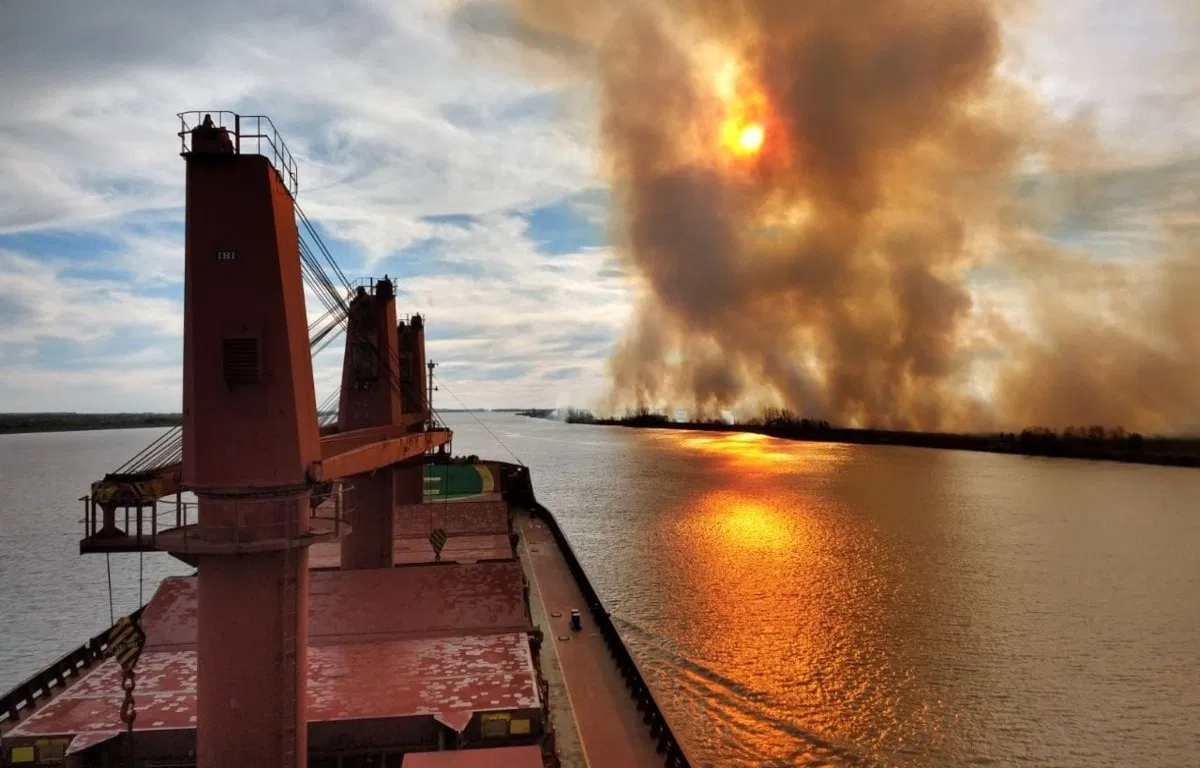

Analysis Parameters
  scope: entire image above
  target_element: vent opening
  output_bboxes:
[223,338,260,387]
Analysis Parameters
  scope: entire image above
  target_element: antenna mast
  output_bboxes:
[426,360,438,426]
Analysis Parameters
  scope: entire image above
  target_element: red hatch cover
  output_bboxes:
[401,745,543,768]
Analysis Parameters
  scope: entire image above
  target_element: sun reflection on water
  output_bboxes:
[660,431,803,470]
[691,494,796,552]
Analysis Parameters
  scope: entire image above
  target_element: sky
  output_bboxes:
[0,0,1196,413]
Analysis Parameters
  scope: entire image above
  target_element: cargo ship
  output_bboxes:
[0,112,691,768]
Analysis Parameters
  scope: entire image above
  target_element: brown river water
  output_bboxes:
[1,414,1197,766]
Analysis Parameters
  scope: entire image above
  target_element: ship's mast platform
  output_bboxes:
[4,503,547,762]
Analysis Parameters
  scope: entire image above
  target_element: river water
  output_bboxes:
[1,414,1197,766]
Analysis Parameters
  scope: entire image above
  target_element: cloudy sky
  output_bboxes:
[0,0,1195,412]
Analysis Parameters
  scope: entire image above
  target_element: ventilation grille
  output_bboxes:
[222,338,260,386]
[351,339,379,380]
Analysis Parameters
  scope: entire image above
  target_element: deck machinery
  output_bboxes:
[0,113,693,768]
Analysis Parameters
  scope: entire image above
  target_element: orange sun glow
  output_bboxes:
[737,122,765,153]
[714,58,767,158]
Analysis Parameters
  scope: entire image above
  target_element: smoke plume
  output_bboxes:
[502,0,1200,433]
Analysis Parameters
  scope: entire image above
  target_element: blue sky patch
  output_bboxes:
[518,198,603,255]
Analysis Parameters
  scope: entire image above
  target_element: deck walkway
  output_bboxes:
[516,511,663,768]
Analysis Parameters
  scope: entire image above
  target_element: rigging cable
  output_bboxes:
[111,211,360,475]
[432,373,525,467]
[111,295,348,475]
[316,386,343,427]
[296,203,353,291]
[105,554,115,626]
[114,424,180,474]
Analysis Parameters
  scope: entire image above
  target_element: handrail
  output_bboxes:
[0,607,146,730]
[176,110,299,199]
[81,491,348,553]
[503,465,691,768]
[349,276,396,296]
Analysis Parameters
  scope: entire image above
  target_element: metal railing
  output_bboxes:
[0,608,145,729]
[350,276,398,297]
[177,111,299,198]
[501,464,691,768]
[81,487,349,553]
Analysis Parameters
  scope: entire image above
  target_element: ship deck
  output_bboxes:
[402,745,544,767]
[3,483,548,764]
[3,561,543,759]
[2,463,690,767]
[309,499,513,568]
[516,510,664,768]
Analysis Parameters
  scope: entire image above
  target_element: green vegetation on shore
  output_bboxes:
[531,407,1200,468]
[0,413,183,435]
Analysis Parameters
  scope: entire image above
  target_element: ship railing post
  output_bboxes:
[234,113,241,154]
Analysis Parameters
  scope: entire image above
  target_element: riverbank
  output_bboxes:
[583,418,1200,468]
[0,413,182,435]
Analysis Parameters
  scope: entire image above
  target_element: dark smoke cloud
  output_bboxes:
[501,0,1200,433]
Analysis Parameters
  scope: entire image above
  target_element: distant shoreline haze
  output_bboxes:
[8,411,1197,470]
[0,409,532,435]
[516,408,1200,468]
[0,413,183,435]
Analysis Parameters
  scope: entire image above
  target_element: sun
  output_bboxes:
[713,58,768,159]
[738,123,765,154]
[719,117,766,157]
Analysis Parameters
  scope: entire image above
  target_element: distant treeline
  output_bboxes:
[516,409,556,419]
[584,408,1200,468]
[0,413,183,435]
[516,408,597,423]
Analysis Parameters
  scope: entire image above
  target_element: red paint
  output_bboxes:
[9,565,542,750]
[338,281,402,431]
[319,424,409,458]
[395,501,510,536]
[310,533,514,568]
[339,473,392,569]
[402,746,545,767]
[311,500,513,567]
[338,279,401,570]
[398,315,429,422]
[310,430,450,481]
[182,140,318,491]
[394,461,424,510]
[136,564,531,643]
[7,636,540,748]
[181,116,317,768]
[518,515,665,765]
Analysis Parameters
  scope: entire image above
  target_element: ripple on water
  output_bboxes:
[4,418,1200,767]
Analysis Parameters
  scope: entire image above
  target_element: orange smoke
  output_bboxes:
[500,0,1200,433]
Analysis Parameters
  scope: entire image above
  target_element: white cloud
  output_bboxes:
[0,0,600,246]
[0,0,628,411]
[0,250,183,346]
[1011,0,1200,158]
[0,0,1195,414]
